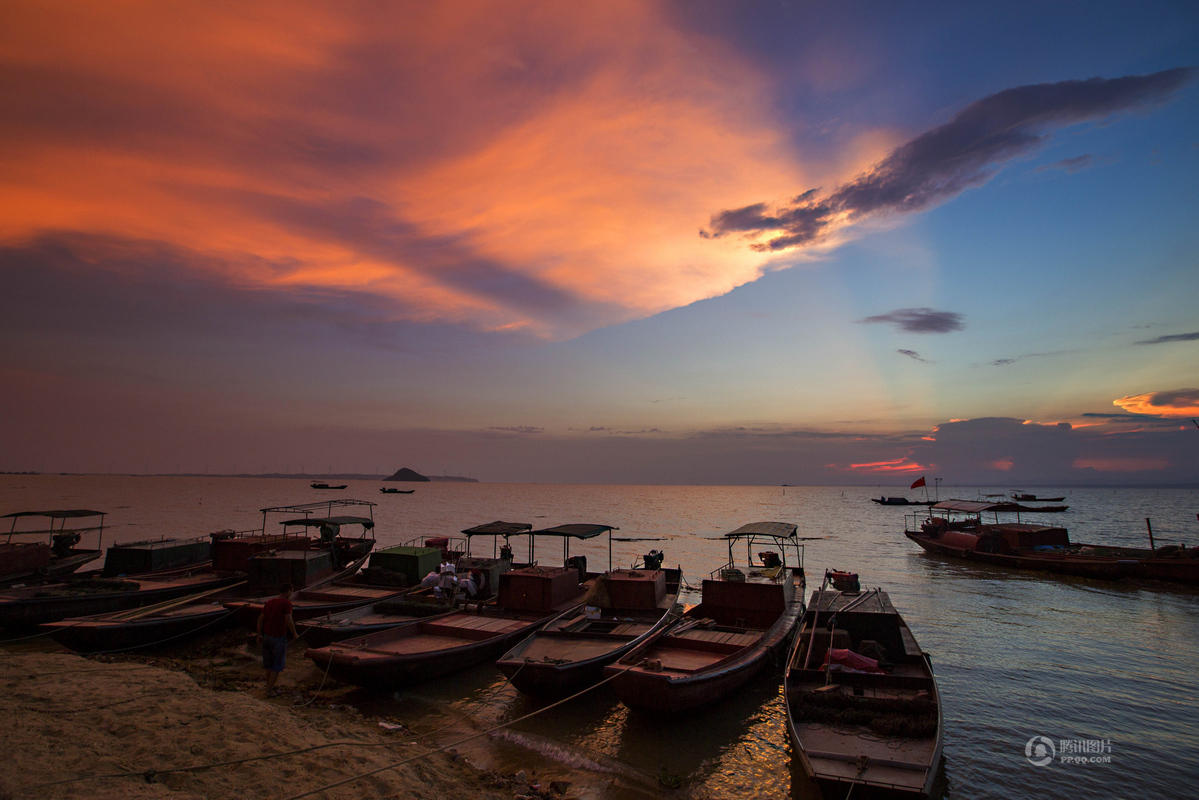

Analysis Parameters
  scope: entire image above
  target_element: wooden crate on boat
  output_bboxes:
[602,569,666,610]
[368,546,440,585]
[497,566,578,612]
[102,538,211,576]
[247,550,334,589]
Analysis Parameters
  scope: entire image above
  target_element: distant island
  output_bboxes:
[384,467,428,482]
[384,467,478,483]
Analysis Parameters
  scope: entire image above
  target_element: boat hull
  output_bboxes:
[607,570,804,713]
[309,608,571,689]
[905,531,1199,585]
[785,587,942,799]
[0,574,241,631]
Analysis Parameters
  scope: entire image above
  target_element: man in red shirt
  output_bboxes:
[256,583,298,695]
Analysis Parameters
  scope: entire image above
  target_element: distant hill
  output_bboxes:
[384,467,430,482]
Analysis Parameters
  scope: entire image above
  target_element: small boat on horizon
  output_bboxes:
[904,500,1199,585]
[379,487,414,494]
[603,522,806,714]
[785,573,943,798]
[1010,491,1066,503]
[311,481,348,490]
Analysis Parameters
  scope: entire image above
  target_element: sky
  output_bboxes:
[1,0,1197,485]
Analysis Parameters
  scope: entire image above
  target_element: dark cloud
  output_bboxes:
[1136,331,1199,345]
[860,308,964,333]
[992,358,1016,367]
[1143,388,1199,409]
[897,349,929,362]
[702,69,1193,250]
[1037,154,1094,174]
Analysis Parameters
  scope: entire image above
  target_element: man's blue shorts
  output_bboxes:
[262,635,288,672]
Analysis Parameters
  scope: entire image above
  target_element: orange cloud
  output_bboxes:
[1113,389,1199,418]
[846,458,926,473]
[0,1,852,339]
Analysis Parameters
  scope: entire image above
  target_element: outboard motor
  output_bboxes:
[499,542,514,562]
[565,554,587,583]
[758,550,781,568]
[642,549,665,570]
[830,570,860,592]
[51,531,81,557]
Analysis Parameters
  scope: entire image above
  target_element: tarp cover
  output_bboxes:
[823,648,885,674]
[932,500,1016,513]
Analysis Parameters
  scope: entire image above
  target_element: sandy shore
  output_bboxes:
[0,639,591,800]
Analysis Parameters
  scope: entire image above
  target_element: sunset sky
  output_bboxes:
[2,1,1197,484]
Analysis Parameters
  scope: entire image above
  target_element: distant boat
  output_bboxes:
[1010,492,1065,502]
[311,482,348,490]
[785,575,942,798]
[904,500,1199,585]
[379,487,414,494]
[871,497,937,507]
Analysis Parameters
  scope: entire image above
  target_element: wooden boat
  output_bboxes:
[40,501,380,650]
[496,563,683,697]
[379,487,414,494]
[785,576,942,798]
[904,500,1199,585]
[311,481,348,490]
[44,546,373,652]
[0,527,304,630]
[1,510,106,586]
[299,522,530,646]
[1010,492,1065,502]
[306,523,614,689]
[871,497,936,507]
[604,522,806,713]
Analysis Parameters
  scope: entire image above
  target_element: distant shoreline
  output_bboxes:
[1,472,1196,489]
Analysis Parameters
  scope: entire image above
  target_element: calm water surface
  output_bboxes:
[3,476,1197,798]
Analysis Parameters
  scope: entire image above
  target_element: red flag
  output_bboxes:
[910,476,926,489]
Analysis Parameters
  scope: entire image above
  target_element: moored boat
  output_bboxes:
[871,497,936,507]
[306,523,614,689]
[496,559,683,698]
[40,501,378,650]
[604,522,806,713]
[1,509,106,586]
[311,482,348,490]
[785,574,942,798]
[905,500,1199,585]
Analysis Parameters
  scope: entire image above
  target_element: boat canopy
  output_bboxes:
[461,521,533,537]
[280,516,374,529]
[724,521,798,539]
[2,509,105,519]
[530,523,618,539]
[260,499,376,514]
[932,500,1012,513]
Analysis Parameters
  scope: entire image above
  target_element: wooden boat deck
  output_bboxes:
[795,721,935,792]
[352,613,532,655]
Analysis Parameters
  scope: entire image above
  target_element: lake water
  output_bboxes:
[3,475,1197,798]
